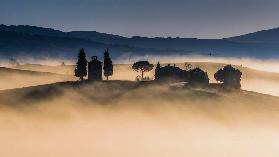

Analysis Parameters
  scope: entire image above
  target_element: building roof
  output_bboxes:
[89,56,102,64]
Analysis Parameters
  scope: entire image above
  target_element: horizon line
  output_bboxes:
[1,23,278,40]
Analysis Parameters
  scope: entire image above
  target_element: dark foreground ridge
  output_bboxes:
[0,80,278,107]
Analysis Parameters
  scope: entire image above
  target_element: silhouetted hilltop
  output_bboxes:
[0,30,105,57]
[0,24,66,37]
[0,24,123,40]
[0,30,163,58]
[0,80,278,107]
[68,31,126,43]
[227,27,279,43]
[2,24,279,58]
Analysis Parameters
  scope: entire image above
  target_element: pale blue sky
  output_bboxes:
[1,0,279,38]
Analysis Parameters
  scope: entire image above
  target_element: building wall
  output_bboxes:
[88,59,102,81]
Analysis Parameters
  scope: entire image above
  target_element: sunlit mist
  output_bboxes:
[1,56,279,157]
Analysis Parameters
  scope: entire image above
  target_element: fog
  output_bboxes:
[1,81,279,157]
[116,55,279,96]
[114,55,279,73]
[2,55,279,96]
[1,56,279,156]
[0,66,76,90]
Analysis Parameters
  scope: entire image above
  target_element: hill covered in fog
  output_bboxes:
[7,61,279,97]
[0,67,75,90]
[1,24,279,58]
[1,79,279,113]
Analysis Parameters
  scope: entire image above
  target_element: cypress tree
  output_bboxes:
[74,48,88,81]
[103,48,113,80]
[155,62,161,80]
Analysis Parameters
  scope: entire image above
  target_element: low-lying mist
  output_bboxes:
[1,55,279,157]
[115,54,279,73]
[1,81,279,157]
[0,68,75,90]
[4,55,279,96]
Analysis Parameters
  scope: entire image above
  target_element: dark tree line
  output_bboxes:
[154,62,242,89]
[214,65,242,89]
[188,68,209,86]
[74,49,242,90]
[155,62,210,85]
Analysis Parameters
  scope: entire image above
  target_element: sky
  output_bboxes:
[1,0,279,38]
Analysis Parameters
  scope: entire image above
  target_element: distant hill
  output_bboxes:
[227,27,279,43]
[0,67,75,90]
[0,24,66,37]
[1,24,279,58]
[0,30,167,58]
[0,66,65,75]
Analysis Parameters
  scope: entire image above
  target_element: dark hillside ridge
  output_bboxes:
[1,24,279,58]
[227,27,279,43]
[0,24,124,41]
[0,80,278,106]
[0,30,173,58]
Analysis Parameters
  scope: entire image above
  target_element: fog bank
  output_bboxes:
[0,81,279,157]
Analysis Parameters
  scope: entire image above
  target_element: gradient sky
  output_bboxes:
[1,0,279,38]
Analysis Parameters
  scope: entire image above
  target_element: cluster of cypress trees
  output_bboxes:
[74,48,113,81]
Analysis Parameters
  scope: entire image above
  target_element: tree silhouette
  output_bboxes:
[155,62,161,80]
[188,68,209,86]
[103,48,113,80]
[214,65,242,89]
[74,48,88,81]
[185,62,193,71]
[132,61,154,80]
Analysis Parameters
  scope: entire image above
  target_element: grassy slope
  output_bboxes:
[0,80,279,124]
[0,80,278,105]
[0,67,75,90]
